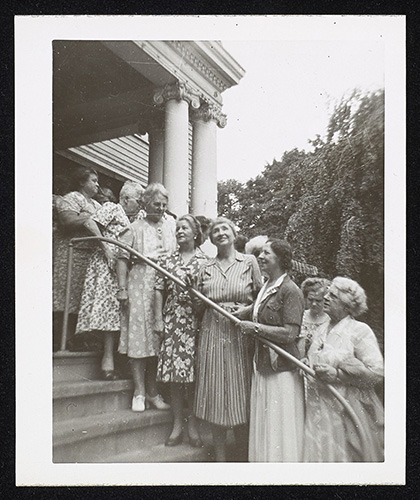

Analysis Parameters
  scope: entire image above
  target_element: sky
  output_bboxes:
[217,40,384,183]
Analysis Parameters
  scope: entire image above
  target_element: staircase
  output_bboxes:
[53,352,214,463]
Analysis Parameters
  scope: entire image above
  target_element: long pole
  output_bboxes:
[65,235,373,460]
[59,242,74,352]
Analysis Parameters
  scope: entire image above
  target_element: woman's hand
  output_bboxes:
[232,304,252,320]
[104,247,115,269]
[313,363,338,383]
[116,288,128,305]
[239,320,257,336]
[154,317,164,336]
[298,357,310,377]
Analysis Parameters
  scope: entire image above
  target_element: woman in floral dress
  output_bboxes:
[53,167,112,348]
[154,215,208,447]
[116,183,176,412]
[75,181,144,378]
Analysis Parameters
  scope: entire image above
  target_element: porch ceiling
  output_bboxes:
[53,41,162,149]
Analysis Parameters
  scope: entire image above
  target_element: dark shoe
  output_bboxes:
[146,393,170,410]
[165,433,183,447]
[189,436,203,448]
[102,370,118,381]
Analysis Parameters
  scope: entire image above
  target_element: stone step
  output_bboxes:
[103,441,213,463]
[106,426,244,463]
[53,408,173,463]
[53,379,133,421]
[53,351,102,383]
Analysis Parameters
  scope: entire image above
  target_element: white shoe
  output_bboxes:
[146,393,170,410]
[132,394,146,412]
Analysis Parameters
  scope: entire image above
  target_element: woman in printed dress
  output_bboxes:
[53,167,113,348]
[75,181,144,379]
[154,215,208,447]
[303,277,384,462]
[193,217,262,462]
[116,183,176,412]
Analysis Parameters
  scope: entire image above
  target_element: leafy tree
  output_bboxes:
[217,89,384,345]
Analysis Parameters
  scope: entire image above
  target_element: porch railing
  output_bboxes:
[59,235,375,461]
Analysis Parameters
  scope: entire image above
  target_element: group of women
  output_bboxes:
[53,166,384,463]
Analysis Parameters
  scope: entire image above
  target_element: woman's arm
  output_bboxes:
[154,290,165,334]
[336,325,384,386]
[232,304,254,320]
[239,320,299,344]
[116,258,129,304]
[58,209,91,230]
[82,217,114,265]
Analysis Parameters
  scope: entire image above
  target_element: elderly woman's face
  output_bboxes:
[211,222,235,248]
[324,284,348,321]
[176,219,195,246]
[123,195,141,217]
[146,193,167,222]
[258,243,280,277]
[307,289,325,316]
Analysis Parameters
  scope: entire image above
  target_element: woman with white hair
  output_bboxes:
[76,180,144,379]
[303,276,384,462]
[117,183,176,412]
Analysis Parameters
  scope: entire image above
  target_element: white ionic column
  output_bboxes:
[154,83,200,216]
[191,105,227,218]
[148,125,164,184]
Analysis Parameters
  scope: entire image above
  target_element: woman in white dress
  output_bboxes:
[303,277,384,462]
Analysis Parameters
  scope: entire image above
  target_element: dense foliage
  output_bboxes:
[218,90,384,346]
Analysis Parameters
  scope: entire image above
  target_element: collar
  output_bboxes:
[207,250,245,266]
[261,273,288,296]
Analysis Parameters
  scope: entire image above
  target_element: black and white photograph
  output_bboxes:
[15,15,405,486]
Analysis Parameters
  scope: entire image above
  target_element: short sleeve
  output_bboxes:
[196,262,209,293]
[93,202,118,229]
[57,191,84,214]
[248,255,263,295]
[117,226,134,260]
[155,257,167,291]
[282,284,305,327]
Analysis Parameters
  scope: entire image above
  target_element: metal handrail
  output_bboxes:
[60,235,374,461]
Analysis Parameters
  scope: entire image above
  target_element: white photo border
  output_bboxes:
[15,14,405,486]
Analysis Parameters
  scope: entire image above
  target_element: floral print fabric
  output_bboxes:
[76,203,131,334]
[118,216,176,359]
[156,248,208,383]
[53,191,101,313]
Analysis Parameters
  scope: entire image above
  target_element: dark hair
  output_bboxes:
[177,214,203,247]
[234,234,248,253]
[73,166,98,190]
[195,215,211,233]
[301,277,331,298]
[101,187,117,203]
[267,238,293,271]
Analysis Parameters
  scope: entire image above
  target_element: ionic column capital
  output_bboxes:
[190,103,227,128]
[153,82,201,110]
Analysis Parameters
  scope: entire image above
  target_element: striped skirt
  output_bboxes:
[194,309,252,427]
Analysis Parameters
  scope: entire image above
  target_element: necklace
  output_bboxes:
[147,218,163,234]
